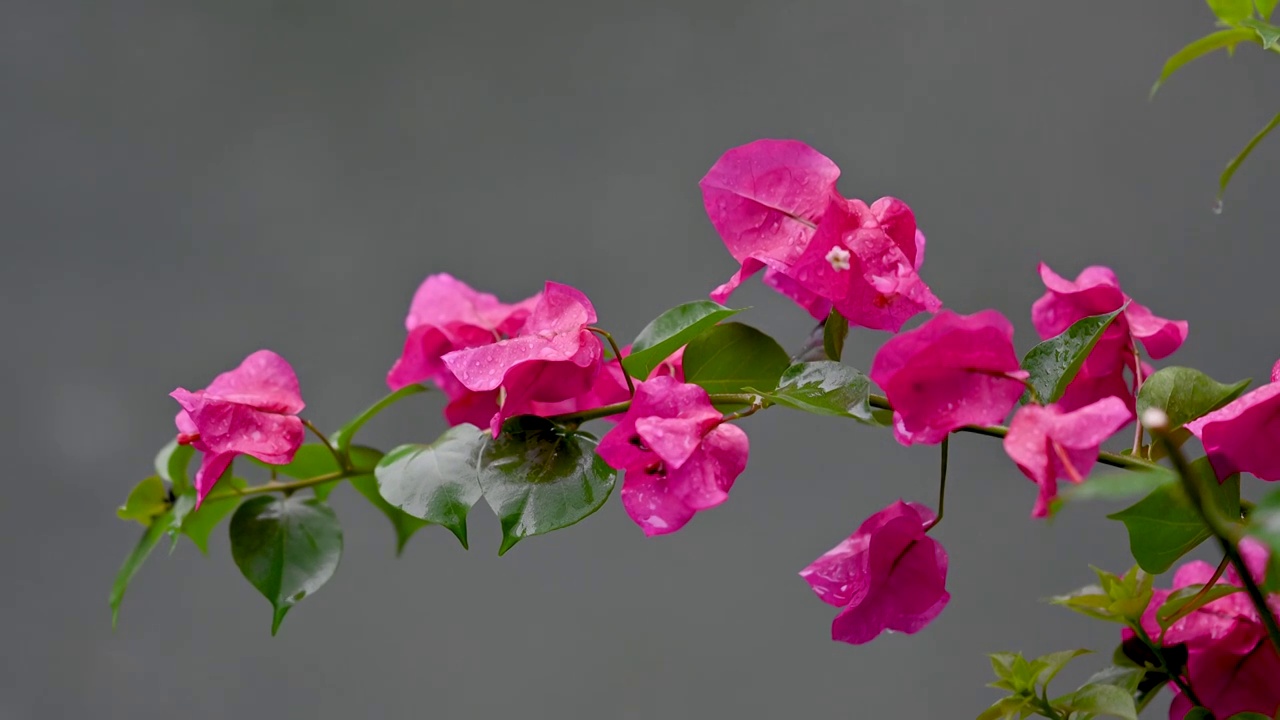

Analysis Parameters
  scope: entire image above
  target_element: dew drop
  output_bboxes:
[1211,198,1224,215]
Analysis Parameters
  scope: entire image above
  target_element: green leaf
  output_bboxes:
[753,361,872,420]
[478,416,616,555]
[1258,0,1278,19]
[822,308,849,361]
[1109,460,1240,574]
[1055,683,1138,720]
[1136,366,1250,430]
[154,440,194,495]
[332,384,428,457]
[989,652,1020,681]
[1082,666,1147,695]
[975,697,1030,720]
[117,476,170,525]
[1241,17,1280,47]
[1157,584,1244,631]
[374,424,487,550]
[682,322,790,395]
[1050,584,1123,622]
[1032,648,1091,689]
[109,510,171,627]
[1056,465,1179,509]
[1185,709,1213,720]
[621,301,742,380]
[1151,29,1256,97]
[229,496,343,635]
[177,477,246,554]
[1226,713,1274,719]
[1020,309,1123,404]
[1219,109,1280,202]
[1207,0,1254,23]
[1244,487,1280,592]
[255,443,382,500]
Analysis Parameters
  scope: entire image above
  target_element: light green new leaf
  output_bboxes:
[1150,29,1255,97]
[1055,683,1139,720]
[117,476,170,525]
[1219,109,1280,202]
[109,509,172,627]
[1207,0,1255,24]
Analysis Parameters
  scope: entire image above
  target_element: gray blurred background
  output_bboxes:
[3,1,1278,718]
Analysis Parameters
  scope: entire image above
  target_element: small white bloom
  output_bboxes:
[825,246,852,271]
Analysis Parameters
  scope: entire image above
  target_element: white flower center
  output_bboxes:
[825,246,852,271]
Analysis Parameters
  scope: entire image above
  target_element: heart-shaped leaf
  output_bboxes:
[230,496,343,634]
[375,424,487,550]
[1136,366,1250,430]
[1109,459,1240,574]
[683,322,789,395]
[754,361,872,420]
[478,416,616,555]
[1021,308,1123,404]
[622,301,741,380]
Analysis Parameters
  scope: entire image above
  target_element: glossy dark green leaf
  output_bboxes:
[1207,0,1254,23]
[177,477,246,554]
[1021,309,1123,404]
[682,322,790,395]
[1151,29,1255,97]
[622,301,742,380]
[1054,683,1138,720]
[1109,460,1240,574]
[1156,584,1244,631]
[1055,465,1178,510]
[229,496,343,635]
[154,440,195,495]
[332,384,429,457]
[478,416,616,555]
[117,476,169,525]
[1136,366,1250,430]
[374,424,487,550]
[753,361,872,420]
[109,510,171,627]
[822,308,849,361]
[1219,109,1280,202]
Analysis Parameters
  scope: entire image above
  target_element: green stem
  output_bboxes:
[1160,555,1231,641]
[587,327,635,397]
[1131,622,1205,710]
[1153,426,1280,657]
[303,419,348,472]
[205,469,352,501]
[546,393,761,425]
[333,384,429,457]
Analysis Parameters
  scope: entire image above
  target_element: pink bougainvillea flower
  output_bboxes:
[1127,540,1280,719]
[596,375,748,536]
[869,310,1029,445]
[386,273,539,392]
[789,196,941,332]
[1186,381,1280,482]
[171,350,306,505]
[800,501,949,645]
[1031,263,1188,410]
[1003,397,1132,517]
[443,282,603,435]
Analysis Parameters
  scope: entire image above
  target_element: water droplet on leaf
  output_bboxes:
[1211,198,1224,215]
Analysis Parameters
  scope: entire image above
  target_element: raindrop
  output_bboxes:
[1211,198,1224,215]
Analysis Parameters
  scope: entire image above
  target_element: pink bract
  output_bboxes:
[596,376,749,536]
[1186,382,1280,482]
[869,310,1029,445]
[1003,397,1132,517]
[800,500,949,645]
[443,282,604,436]
[170,350,306,505]
[1031,263,1188,410]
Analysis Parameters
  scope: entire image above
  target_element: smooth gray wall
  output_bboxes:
[3,2,1277,718]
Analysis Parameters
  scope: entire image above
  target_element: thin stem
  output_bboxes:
[1131,622,1206,709]
[334,384,428,457]
[924,436,948,532]
[720,399,764,424]
[1153,426,1280,656]
[302,419,348,472]
[1160,555,1232,640]
[205,469,351,501]
[1051,440,1084,484]
[587,326,635,397]
[1131,342,1145,456]
[545,393,761,425]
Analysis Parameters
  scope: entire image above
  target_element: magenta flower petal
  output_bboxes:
[170,349,305,504]
[870,310,1027,445]
[790,197,941,332]
[1125,301,1188,360]
[760,266,833,320]
[1003,397,1132,517]
[800,501,949,645]
[1186,383,1280,481]
[700,139,840,268]
[598,376,749,536]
